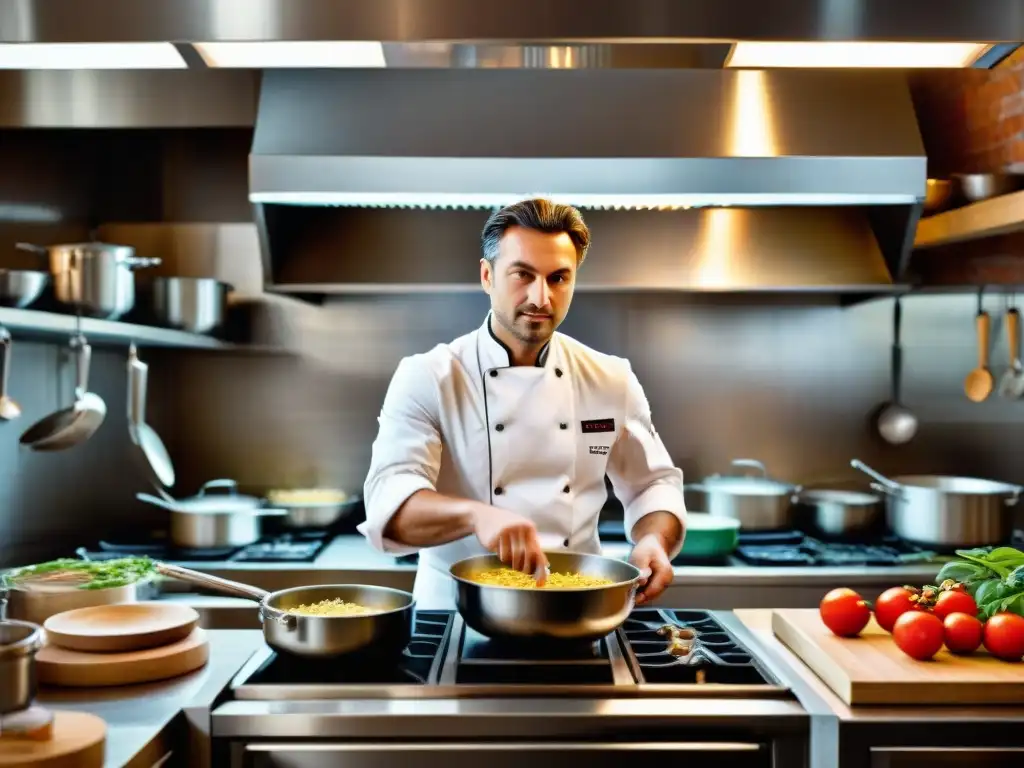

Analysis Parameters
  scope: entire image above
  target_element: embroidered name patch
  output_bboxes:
[581,418,615,434]
[589,445,610,456]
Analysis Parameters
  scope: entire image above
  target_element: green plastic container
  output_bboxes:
[679,513,741,560]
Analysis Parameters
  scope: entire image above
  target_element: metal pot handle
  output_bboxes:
[14,242,47,257]
[259,604,297,631]
[199,479,239,497]
[154,562,270,602]
[122,256,162,270]
[869,481,905,499]
[1005,487,1023,506]
[729,459,768,477]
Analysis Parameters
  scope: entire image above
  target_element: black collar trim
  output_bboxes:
[487,315,550,368]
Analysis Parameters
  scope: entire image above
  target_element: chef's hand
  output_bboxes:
[472,505,548,579]
[630,534,673,605]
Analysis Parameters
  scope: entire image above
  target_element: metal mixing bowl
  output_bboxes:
[450,551,642,642]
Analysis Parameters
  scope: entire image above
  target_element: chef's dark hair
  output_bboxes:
[481,198,591,266]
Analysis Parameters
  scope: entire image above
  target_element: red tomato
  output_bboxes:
[819,588,871,637]
[933,590,978,621]
[874,586,918,632]
[892,611,944,660]
[942,612,983,654]
[983,613,1024,662]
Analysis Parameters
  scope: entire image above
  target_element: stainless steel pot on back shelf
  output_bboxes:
[155,563,415,659]
[686,459,802,531]
[851,459,1021,549]
[450,551,641,642]
[17,241,161,319]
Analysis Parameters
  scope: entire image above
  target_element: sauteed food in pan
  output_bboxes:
[468,567,614,589]
[286,598,381,617]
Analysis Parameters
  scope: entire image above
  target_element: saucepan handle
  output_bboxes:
[1005,486,1023,506]
[154,562,269,602]
[869,482,904,500]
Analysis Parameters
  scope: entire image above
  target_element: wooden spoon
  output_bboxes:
[965,308,994,402]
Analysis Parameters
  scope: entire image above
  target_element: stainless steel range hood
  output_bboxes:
[251,68,924,292]
[250,69,925,209]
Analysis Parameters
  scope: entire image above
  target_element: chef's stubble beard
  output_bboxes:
[494,304,554,347]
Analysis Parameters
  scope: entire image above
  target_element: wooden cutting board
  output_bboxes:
[772,609,1024,705]
[36,627,209,688]
[0,711,105,768]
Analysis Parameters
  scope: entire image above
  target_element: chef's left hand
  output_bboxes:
[629,534,674,605]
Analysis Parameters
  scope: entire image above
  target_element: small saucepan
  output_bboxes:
[154,563,414,659]
[792,489,884,538]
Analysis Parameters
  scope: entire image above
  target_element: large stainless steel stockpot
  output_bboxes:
[17,241,161,319]
[851,459,1021,549]
[155,563,414,659]
[450,551,642,642]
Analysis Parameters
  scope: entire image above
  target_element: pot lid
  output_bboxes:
[143,479,266,513]
[701,458,796,495]
[702,476,795,496]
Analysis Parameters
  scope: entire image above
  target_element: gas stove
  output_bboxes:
[227,608,786,699]
[74,530,332,564]
[210,608,811,768]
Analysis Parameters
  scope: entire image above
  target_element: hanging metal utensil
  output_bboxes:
[127,344,175,492]
[0,327,21,421]
[876,296,918,445]
[965,288,994,403]
[999,297,1024,400]
[19,331,107,451]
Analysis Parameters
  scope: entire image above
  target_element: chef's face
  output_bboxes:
[481,226,577,346]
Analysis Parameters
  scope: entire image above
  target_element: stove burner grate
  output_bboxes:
[242,611,451,686]
[622,609,771,685]
[75,530,333,564]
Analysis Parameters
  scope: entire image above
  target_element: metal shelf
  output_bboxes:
[0,306,231,349]
[914,189,1024,250]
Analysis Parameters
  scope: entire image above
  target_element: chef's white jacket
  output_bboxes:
[359,314,687,609]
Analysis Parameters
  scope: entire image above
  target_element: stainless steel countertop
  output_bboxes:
[34,629,264,768]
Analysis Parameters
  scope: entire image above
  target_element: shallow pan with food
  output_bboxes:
[450,551,642,643]
[155,563,414,659]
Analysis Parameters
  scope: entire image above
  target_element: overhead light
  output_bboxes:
[0,43,186,69]
[249,191,920,209]
[193,42,386,68]
[725,42,990,69]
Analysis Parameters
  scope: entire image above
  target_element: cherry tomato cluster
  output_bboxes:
[818,584,1024,662]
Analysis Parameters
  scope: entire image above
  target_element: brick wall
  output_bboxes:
[910,47,1024,176]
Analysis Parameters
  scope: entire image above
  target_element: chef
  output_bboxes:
[359,198,687,610]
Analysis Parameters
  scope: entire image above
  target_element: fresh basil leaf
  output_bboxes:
[955,550,1012,579]
[936,561,991,586]
[975,580,1012,619]
[998,593,1024,616]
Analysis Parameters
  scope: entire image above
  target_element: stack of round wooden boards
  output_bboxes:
[35,602,207,687]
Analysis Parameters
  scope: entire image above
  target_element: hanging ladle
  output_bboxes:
[19,332,107,451]
[876,296,918,445]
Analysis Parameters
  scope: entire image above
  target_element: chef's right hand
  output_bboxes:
[472,505,548,577]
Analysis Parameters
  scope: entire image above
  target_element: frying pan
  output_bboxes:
[450,551,642,642]
[154,563,414,659]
